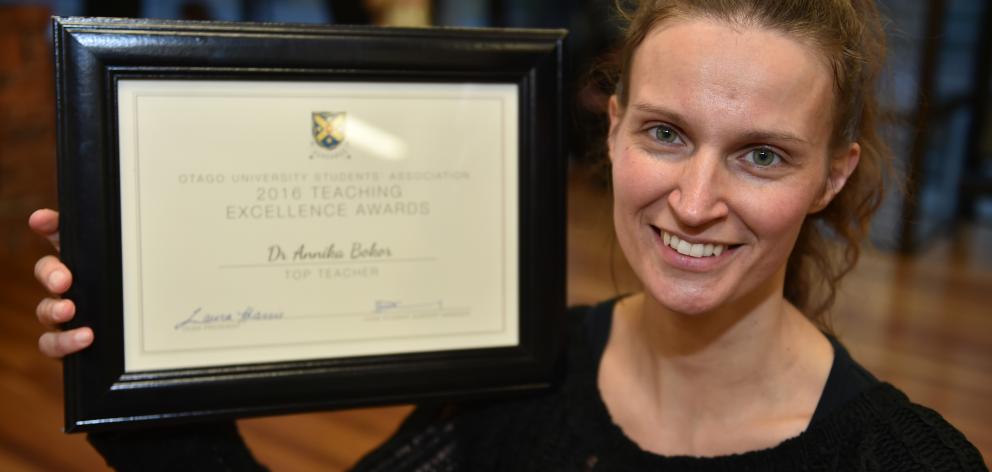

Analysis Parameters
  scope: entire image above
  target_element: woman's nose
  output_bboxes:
[667,151,729,227]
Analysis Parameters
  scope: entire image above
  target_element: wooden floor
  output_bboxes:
[0,169,990,470]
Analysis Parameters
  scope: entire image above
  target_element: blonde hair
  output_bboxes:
[605,0,892,329]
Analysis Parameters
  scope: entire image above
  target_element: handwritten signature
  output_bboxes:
[175,306,284,330]
[373,299,443,314]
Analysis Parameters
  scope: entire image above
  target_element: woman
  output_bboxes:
[30,0,986,470]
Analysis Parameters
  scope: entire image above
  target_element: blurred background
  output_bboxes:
[0,0,989,469]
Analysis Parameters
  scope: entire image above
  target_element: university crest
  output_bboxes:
[312,112,346,150]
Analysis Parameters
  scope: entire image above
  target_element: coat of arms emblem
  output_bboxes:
[312,112,346,150]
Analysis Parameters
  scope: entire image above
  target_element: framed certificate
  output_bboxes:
[54,17,566,432]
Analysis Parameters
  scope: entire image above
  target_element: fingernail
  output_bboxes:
[74,330,92,344]
[55,301,70,320]
[48,271,65,287]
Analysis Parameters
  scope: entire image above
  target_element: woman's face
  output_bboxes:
[609,18,859,315]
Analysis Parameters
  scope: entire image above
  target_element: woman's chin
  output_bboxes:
[642,287,728,317]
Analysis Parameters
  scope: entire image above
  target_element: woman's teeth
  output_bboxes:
[662,231,726,258]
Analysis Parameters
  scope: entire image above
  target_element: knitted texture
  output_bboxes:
[353,302,987,471]
[354,371,986,472]
[89,422,267,471]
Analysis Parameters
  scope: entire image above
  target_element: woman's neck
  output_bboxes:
[598,279,833,457]
[636,281,794,384]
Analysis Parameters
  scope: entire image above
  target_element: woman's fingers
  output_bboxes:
[28,208,90,359]
[34,255,72,295]
[28,209,60,251]
[38,328,93,359]
[36,297,75,327]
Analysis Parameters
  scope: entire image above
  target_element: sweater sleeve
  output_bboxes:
[889,402,988,471]
[858,385,988,471]
[87,422,267,471]
[349,403,465,471]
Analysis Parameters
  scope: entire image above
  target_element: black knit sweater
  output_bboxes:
[90,300,988,471]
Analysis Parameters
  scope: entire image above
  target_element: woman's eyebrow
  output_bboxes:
[630,102,687,125]
[738,130,810,146]
[630,102,810,146]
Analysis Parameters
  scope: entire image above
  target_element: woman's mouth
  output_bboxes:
[662,231,725,258]
[654,228,743,260]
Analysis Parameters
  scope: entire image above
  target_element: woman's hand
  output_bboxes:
[28,209,93,358]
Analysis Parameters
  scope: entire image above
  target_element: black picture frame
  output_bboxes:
[53,17,566,433]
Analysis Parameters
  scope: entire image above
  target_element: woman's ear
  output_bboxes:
[607,95,621,162]
[810,142,861,213]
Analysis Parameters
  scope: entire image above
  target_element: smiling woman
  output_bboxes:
[600,13,868,456]
[610,6,882,327]
[26,0,988,470]
[608,17,854,317]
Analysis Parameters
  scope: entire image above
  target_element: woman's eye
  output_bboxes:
[651,125,681,144]
[745,147,782,167]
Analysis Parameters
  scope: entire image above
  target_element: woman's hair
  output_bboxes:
[594,0,892,330]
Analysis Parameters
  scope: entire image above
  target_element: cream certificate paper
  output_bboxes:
[118,80,519,372]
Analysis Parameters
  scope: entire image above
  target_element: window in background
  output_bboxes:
[141,0,331,23]
[874,0,990,251]
[0,0,84,16]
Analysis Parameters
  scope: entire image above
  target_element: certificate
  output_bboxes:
[118,80,519,371]
[54,17,566,432]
